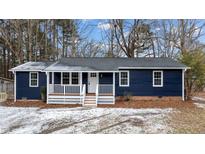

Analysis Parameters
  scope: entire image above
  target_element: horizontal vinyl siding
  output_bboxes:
[16,72,46,99]
[115,69,182,96]
[99,73,113,84]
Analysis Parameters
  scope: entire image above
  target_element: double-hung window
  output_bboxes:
[62,72,70,84]
[71,72,79,85]
[153,71,163,87]
[119,71,129,87]
[29,72,38,87]
[62,72,79,85]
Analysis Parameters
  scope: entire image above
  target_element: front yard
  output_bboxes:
[0,100,205,134]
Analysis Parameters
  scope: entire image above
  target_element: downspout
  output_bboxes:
[182,68,188,101]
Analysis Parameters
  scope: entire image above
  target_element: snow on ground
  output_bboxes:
[0,105,172,134]
[192,97,205,109]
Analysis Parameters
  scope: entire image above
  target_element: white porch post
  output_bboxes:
[80,72,82,93]
[113,72,115,97]
[52,72,54,93]
[46,72,49,103]
[14,71,16,102]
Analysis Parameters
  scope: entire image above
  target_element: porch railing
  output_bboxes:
[96,84,115,105]
[98,84,113,94]
[49,84,81,94]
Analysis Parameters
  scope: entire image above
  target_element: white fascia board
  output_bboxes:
[42,70,119,72]
[118,67,189,70]
[9,69,44,72]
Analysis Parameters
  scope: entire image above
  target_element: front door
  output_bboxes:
[88,72,98,93]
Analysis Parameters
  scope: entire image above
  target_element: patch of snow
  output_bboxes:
[192,96,205,102]
[0,106,172,134]
[194,103,205,109]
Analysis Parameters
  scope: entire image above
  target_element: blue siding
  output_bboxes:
[99,73,113,84]
[16,69,182,99]
[16,72,46,99]
[115,70,182,96]
[54,72,61,84]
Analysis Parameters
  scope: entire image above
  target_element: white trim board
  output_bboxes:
[43,70,119,73]
[118,67,189,70]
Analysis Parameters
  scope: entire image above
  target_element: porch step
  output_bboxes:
[83,95,97,107]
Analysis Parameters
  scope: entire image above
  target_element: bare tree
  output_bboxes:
[112,19,154,57]
[155,19,205,58]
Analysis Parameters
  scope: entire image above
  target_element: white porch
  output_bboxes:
[46,72,115,106]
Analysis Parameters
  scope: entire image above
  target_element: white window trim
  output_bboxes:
[29,72,39,87]
[119,71,129,87]
[61,72,80,85]
[153,70,163,87]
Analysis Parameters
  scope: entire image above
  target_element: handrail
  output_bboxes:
[96,84,99,106]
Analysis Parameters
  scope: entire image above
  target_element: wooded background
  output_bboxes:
[1,19,205,79]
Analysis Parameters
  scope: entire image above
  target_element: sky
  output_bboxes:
[78,19,109,41]
[78,19,205,44]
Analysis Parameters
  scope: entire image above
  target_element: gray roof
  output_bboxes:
[10,61,53,71]
[44,57,187,71]
[10,57,188,72]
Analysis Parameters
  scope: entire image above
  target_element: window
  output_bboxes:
[72,72,79,84]
[29,72,38,87]
[119,71,129,87]
[90,73,96,77]
[62,73,70,84]
[153,71,163,87]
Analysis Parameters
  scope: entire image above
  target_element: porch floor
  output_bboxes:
[48,93,113,96]
[49,93,80,96]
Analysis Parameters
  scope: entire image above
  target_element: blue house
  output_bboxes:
[10,57,188,106]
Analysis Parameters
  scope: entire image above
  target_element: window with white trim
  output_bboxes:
[29,72,38,87]
[71,72,79,85]
[119,71,129,87]
[62,72,70,84]
[153,71,163,87]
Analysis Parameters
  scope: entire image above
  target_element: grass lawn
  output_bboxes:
[167,103,205,133]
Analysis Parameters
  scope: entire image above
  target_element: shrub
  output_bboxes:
[123,92,132,102]
[40,86,47,102]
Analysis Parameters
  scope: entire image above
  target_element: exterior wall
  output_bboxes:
[54,72,61,84]
[16,72,46,99]
[116,96,182,101]
[99,73,113,84]
[16,69,182,100]
[115,69,182,97]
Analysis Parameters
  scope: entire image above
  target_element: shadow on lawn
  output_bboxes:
[39,113,111,134]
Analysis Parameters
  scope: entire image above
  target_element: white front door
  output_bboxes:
[88,73,98,93]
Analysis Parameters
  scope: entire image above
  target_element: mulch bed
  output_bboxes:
[1,99,196,109]
[98,100,196,109]
[2,100,81,109]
